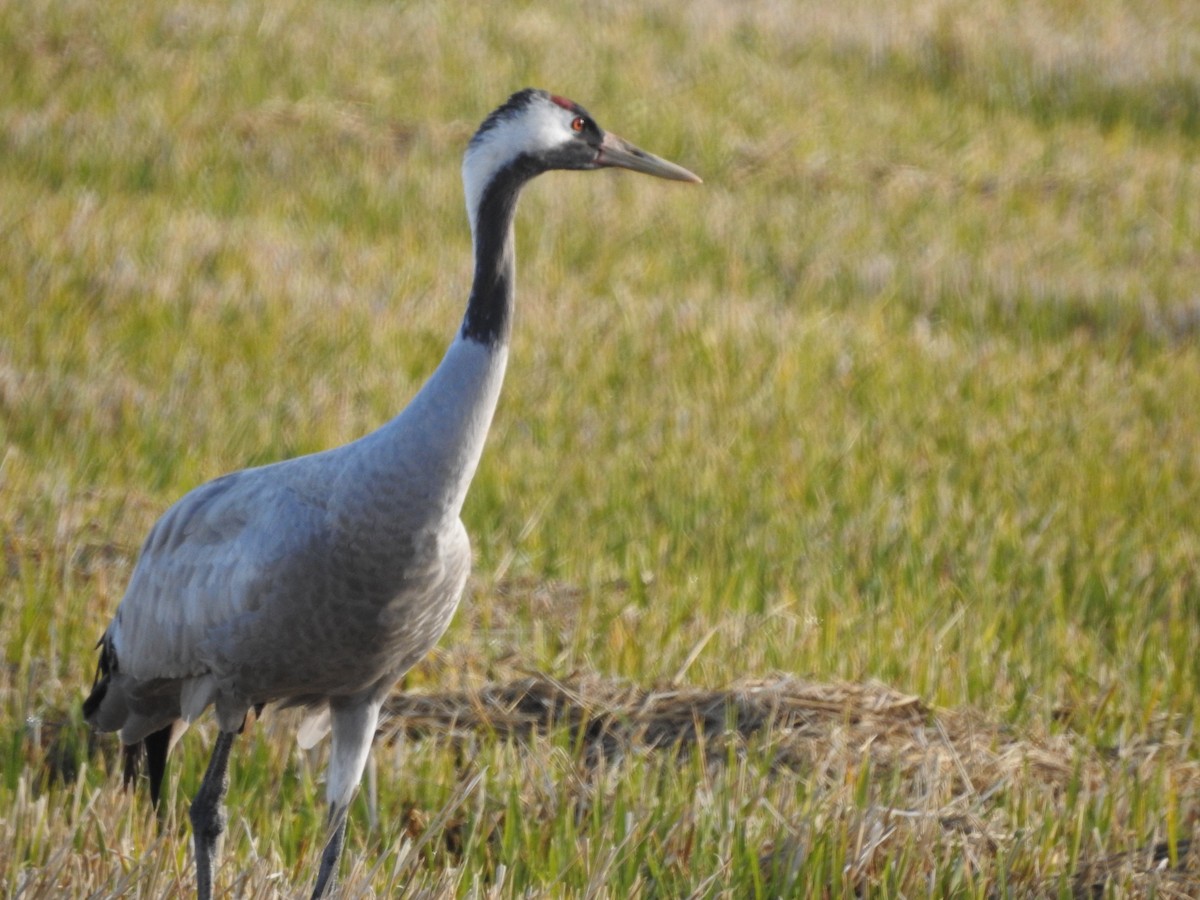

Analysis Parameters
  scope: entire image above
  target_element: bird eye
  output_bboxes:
[571,116,586,133]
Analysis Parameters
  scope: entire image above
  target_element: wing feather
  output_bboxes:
[109,460,332,684]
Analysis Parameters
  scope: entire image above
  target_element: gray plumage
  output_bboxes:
[83,88,699,899]
[89,337,501,744]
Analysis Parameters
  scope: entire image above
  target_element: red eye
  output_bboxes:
[571,116,586,132]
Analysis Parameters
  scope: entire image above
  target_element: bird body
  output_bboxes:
[83,88,699,899]
[90,333,505,744]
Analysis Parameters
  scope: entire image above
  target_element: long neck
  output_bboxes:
[336,165,533,530]
[461,161,535,345]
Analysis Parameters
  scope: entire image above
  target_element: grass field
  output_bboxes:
[3,0,1200,895]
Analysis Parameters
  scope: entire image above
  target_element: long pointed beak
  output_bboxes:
[596,132,702,183]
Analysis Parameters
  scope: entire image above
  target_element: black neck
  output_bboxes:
[461,159,538,346]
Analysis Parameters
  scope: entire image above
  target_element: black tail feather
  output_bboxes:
[144,724,172,808]
[120,723,174,811]
[122,741,141,791]
[85,634,177,812]
[82,634,116,723]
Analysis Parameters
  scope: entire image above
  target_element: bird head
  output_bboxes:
[463,89,700,230]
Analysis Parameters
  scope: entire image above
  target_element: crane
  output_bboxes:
[82,88,700,899]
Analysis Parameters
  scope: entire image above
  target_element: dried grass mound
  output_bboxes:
[380,673,1199,896]
[382,673,926,758]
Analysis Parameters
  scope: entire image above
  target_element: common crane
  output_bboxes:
[83,88,700,899]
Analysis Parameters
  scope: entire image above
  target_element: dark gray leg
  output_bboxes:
[311,806,349,899]
[189,731,235,900]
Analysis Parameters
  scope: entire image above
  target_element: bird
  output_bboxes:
[82,88,700,900]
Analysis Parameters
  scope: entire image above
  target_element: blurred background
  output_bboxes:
[2,0,1198,895]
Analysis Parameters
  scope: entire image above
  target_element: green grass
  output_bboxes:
[3,0,1199,895]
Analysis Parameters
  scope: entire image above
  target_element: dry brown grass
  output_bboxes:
[379,673,1200,898]
[11,671,1196,897]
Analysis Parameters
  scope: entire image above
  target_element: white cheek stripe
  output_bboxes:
[462,103,572,236]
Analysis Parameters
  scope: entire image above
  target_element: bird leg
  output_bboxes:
[310,699,381,898]
[311,805,349,899]
[189,731,235,900]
